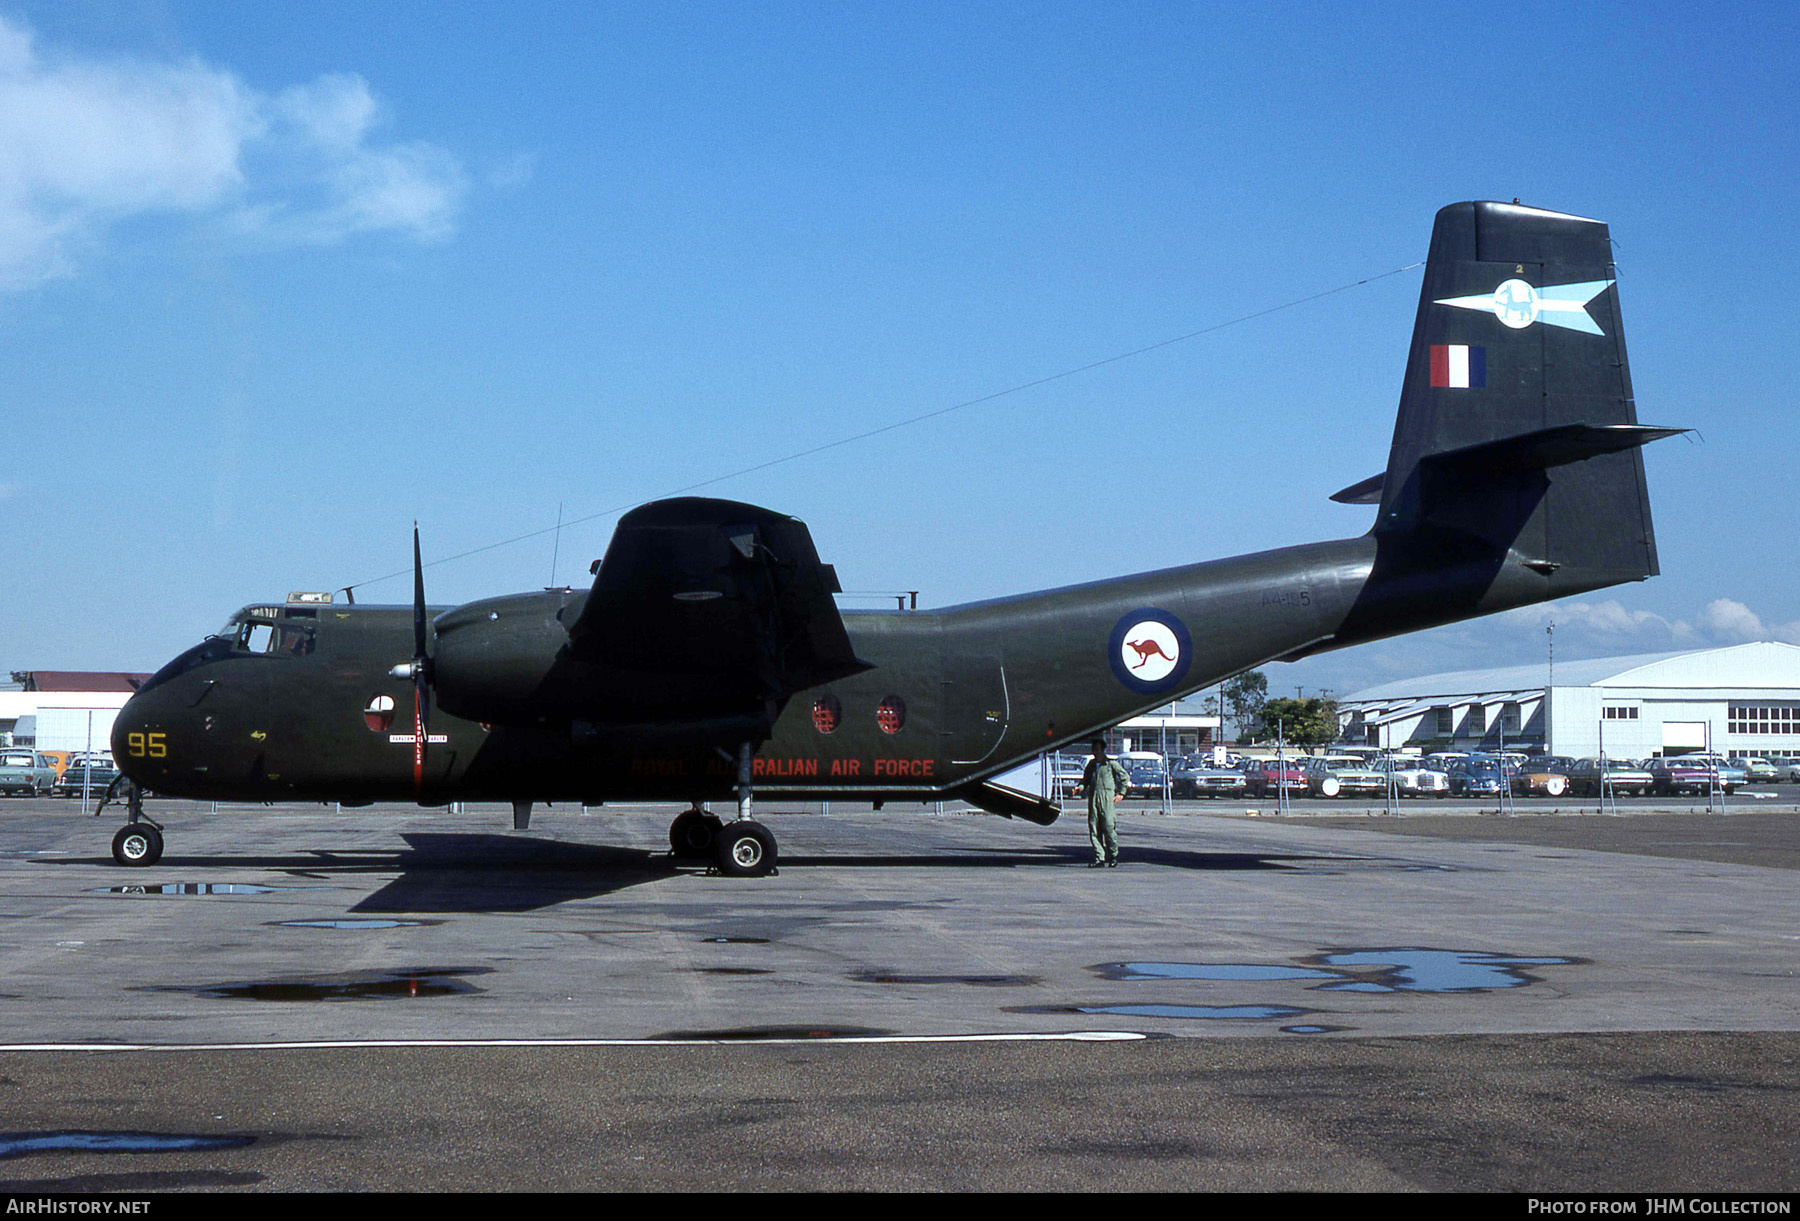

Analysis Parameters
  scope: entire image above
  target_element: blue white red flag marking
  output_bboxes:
[1429,344,1485,388]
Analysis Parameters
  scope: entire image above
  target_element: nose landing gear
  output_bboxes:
[104,782,164,867]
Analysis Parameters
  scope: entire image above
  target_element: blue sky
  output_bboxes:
[2,2,1796,701]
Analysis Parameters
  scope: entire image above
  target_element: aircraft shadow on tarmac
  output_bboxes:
[777,845,1315,872]
[43,836,1325,915]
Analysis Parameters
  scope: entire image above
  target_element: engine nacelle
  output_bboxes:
[431,592,572,725]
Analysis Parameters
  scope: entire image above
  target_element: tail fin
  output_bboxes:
[1370,201,1673,587]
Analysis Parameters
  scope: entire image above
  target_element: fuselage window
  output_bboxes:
[364,695,396,733]
[877,695,906,735]
[812,695,841,734]
[241,623,275,653]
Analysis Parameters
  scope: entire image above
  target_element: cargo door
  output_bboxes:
[940,655,1008,766]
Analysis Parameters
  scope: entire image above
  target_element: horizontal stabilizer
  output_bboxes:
[1422,424,1686,478]
[957,781,1061,826]
[1331,472,1385,505]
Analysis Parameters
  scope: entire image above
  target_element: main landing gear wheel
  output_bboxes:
[670,809,723,859]
[714,821,777,878]
[112,824,163,867]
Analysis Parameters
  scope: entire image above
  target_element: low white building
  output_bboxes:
[1336,641,1800,760]
[1,672,147,754]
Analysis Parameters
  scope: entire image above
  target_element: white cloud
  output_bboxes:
[0,18,466,289]
[1506,596,1800,649]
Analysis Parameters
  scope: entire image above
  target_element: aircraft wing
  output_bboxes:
[570,498,870,705]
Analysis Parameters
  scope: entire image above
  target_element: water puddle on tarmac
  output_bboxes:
[0,1131,255,1158]
[1042,948,1578,1026]
[1305,948,1577,992]
[1064,1004,1308,1021]
[90,883,329,896]
[272,918,435,930]
[140,966,489,1002]
[855,972,1039,987]
[656,1025,893,1041]
[1098,963,1336,983]
[1098,949,1575,995]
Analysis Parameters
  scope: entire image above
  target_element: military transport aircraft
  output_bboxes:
[107,200,1681,876]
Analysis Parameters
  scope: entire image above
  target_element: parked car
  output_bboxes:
[1447,755,1507,796]
[1510,761,1570,797]
[1372,756,1451,796]
[1303,755,1386,798]
[0,751,56,797]
[1649,756,1735,796]
[1118,753,1168,798]
[1050,754,1089,800]
[51,759,120,798]
[1170,754,1248,799]
[1733,757,1780,784]
[1679,754,1746,791]
[1242,758,1307,797]
[1563,758,1653,797]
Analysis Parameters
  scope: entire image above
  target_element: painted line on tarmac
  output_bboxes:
[0,1031,1151,1052]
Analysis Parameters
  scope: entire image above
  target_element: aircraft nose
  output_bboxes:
[110,690,157,786]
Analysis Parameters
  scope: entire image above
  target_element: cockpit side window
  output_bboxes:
[232,620,314,655]
[276,624,315,656]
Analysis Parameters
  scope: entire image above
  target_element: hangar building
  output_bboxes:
[1,672,148,754]
[1335,641,1800,760]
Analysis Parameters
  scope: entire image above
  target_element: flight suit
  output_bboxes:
[1082,755,1130,865]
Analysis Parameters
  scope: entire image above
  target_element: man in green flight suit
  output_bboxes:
[1080,737,1130,868]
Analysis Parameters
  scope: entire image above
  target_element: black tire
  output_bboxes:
[715,821,777,878]
[112,825,162,867]
[669,810,721,858]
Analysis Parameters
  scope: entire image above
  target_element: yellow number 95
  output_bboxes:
[126,733,167,758]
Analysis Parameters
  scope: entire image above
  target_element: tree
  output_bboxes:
[1220,670,1267,741]
[1255,696,1340,747]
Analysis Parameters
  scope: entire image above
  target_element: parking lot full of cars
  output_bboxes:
[1047,746,1794,805]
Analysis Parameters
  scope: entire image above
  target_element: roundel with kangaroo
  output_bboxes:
[1108,608,1192,693]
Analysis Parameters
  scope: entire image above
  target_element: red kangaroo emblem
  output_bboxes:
[1125,638,1176,669]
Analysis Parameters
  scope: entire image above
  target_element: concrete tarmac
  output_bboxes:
[1,797,1796,1191]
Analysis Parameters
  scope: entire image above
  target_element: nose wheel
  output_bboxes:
[112,823,163,867]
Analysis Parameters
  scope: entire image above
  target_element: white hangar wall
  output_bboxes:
[1337,642,1800,759]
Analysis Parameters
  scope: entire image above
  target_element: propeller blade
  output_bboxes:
[413,523,427,665]
[412,523,430,793]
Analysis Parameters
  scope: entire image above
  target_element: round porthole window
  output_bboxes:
[876,696,906,735]
[363,695,396,733]
[812,694,841,734]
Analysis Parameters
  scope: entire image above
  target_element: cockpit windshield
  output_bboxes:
[139,608,318,694]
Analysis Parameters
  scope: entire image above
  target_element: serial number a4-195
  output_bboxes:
[1260,588,1312,609]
